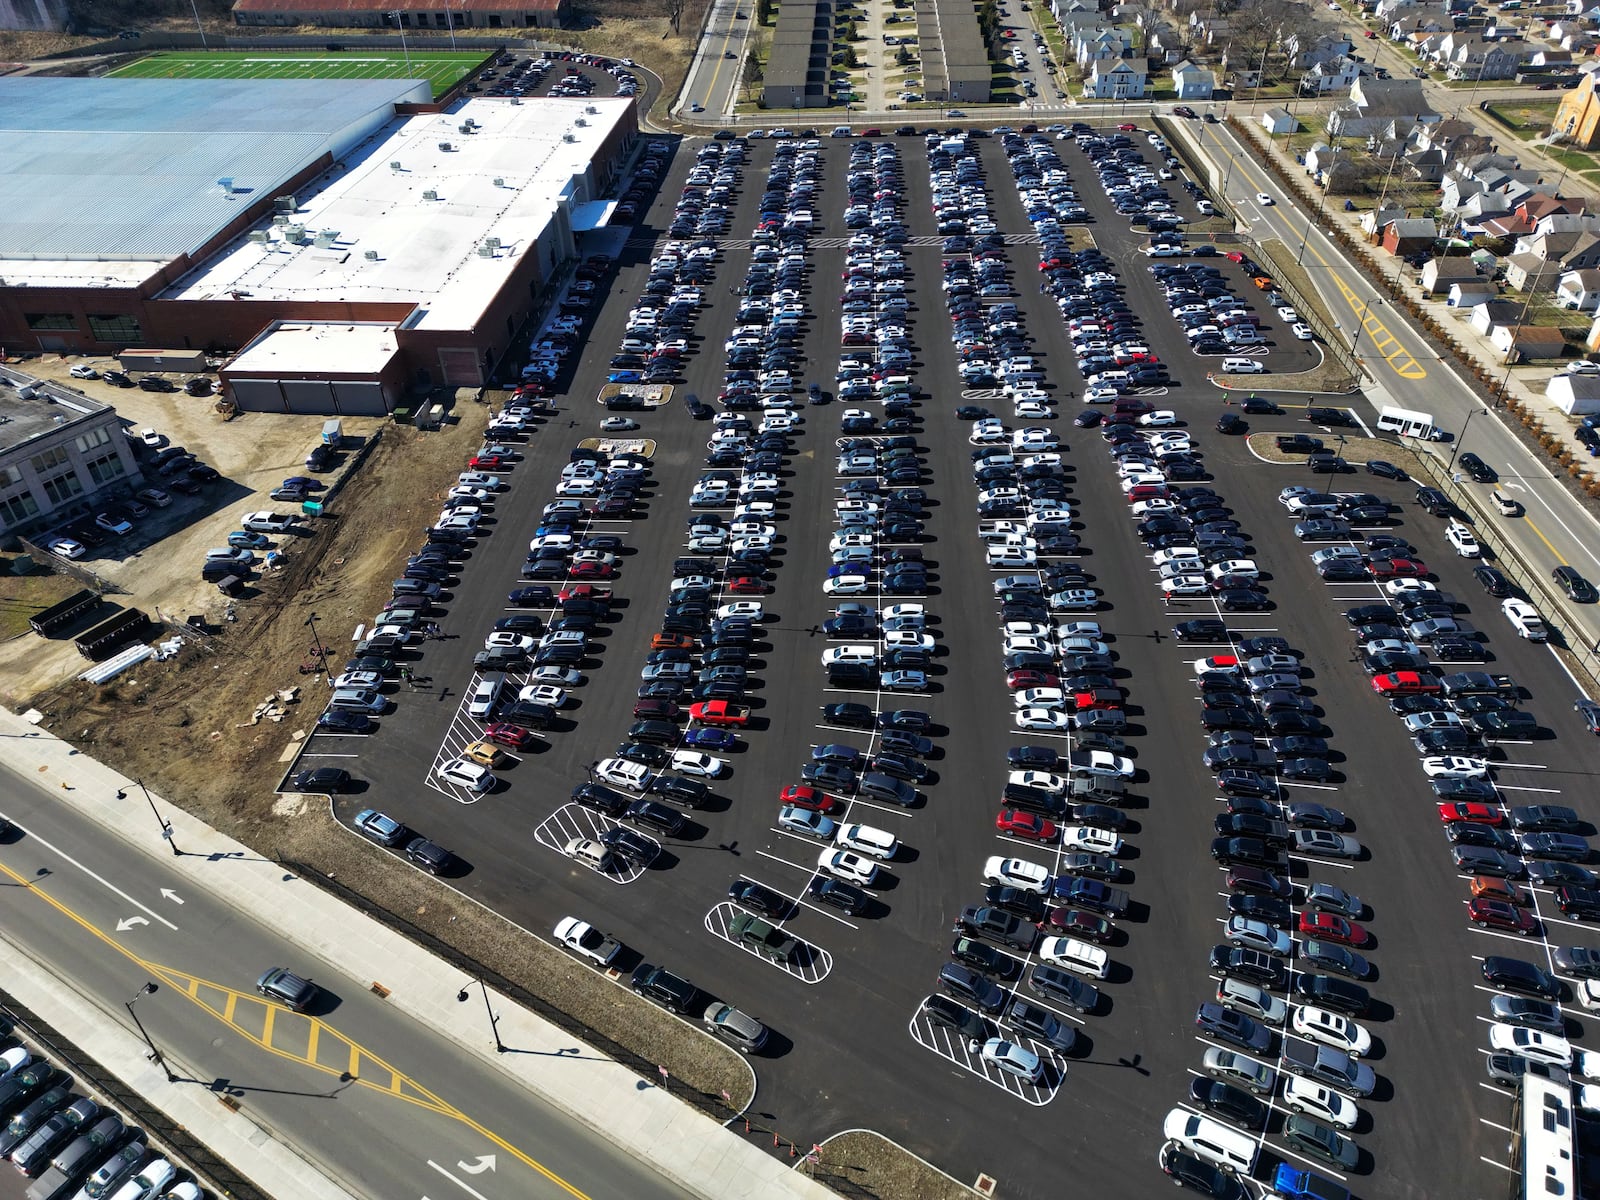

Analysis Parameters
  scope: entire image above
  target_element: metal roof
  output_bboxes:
[0,77,423,261]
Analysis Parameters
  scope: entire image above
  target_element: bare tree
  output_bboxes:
[1227,0,1307,82]
[667,0,685,33]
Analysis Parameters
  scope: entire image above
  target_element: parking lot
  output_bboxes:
[296,124,1600,1199]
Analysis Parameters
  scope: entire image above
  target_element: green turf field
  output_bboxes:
[108,50,483,100]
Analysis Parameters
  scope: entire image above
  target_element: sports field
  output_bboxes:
[108,50,483,100]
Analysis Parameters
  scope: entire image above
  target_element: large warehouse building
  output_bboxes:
[0,77,638,409]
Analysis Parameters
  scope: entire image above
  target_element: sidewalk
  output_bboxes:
[0,705,832,1200]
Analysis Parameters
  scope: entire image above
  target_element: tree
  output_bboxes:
[896,44,911,66]
[667,0,685,34]
[756,0,772,24]
[977,0,1001,44]
[844,45,860,68]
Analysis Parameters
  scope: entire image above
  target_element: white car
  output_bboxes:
[1489,1023,1572,1068]
[1138,410,1179,427]
[717,601,765,621]
[817,847,880,886]
[1037,936,1111,979]
[831,532,874,552]
[979,1037,1044,1083]
[1421,755,1491,780]
[1292,323,1315,341]
[836,822,899,860]
[1501,597,1549,641]
[1256,192,1275,206]
[517,684,566,707]
[458,471,502,489]
[1282,1076,1360,1130]
[983,855,1053,893]
[1015,688,1066,710]
[822,645,879,667]
[601,417,639,432]
[0,1048,29,1082]
[449,486,492,506]
[1069,750,1135,779]
[825,575,873,596]
[1014,400,1052,419]
[1016,706,1071,733]
[988,546,1039,568]
[528,665,581,687]
[1063,825,1123,856]
[670,750,725,778]
[1383,578,1439,597]
[48,537,86,560]
[1163,574,1210,597]
[1291,1005,1372,1057]
[884,630,935,650]
[688,531,728,552]
[595,758,649,790]
[68,364,98,379]
[486,631,536,653]
[1579,979,1600,1012]
[1445,522,1482,558]
[1057,635,1110,656]
[1009,769,1069,794]
[138,427,163,447]
[111,1160,176,1200]
[437,758,495,792]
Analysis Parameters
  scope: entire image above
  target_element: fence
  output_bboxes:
[0,986,269,1200]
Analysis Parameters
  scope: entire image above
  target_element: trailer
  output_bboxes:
[27,589,100,637]
[73,608,149,661]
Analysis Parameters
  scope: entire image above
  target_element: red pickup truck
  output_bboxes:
[689,700,751,727]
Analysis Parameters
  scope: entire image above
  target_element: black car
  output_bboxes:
[728,879,790,919]
[955,905,1037,951]
[1159,1144,1244,1197]
[1209,945,1287,990]
[1458,452,1497,483]
[630,963,698,1013]
[1554,565,1598,603]
[1188,1077,1268,1130]
[808,875,870,914]
[923,994,990,1042]
[950,935,1020,980]
[292,766,352,793]
[1365,459,1408,480]
[1481,955,1562,999]
[1557,885,1600,920]
[1175,618,1228,641]
[404,837,457,874]
[1293,973,1371,1017]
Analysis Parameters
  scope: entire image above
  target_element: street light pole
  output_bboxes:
[125,984,176,1082]
[1447,408,1483,474]
[303,612,332,688]
[388,12,414,77]
[122,780,181,856]
[480,977,506,1053]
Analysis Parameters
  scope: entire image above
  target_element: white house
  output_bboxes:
[1470,299,1522,335]
[1261,107,1298,134]
[1546,371,1600,414]
[1085,59,1148,98]
[1421,255,1482,294]
[1448,279,1496,306]
[1172,60,1215,99]
[1491,324,1567,362]
[1557,268,1600,310]
[1299,56,1363,94]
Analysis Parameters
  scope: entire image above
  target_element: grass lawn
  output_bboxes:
[1484,98,1563,135]
[0,571,87,642]
[108,49,484,100]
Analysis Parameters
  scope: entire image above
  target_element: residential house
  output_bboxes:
[1075,27,1131,66]
[1382,217,1440,254]
[1327,77,1440,137]
[1556,268,1600,309]
[1449,278,1497,305]
[1421,255,1484,293]
[1299,55,1364,94]
[1146,24,1187,63]
[1554,62,1600,148]
[1405,145,1448,182]
[1492,324,1568,361]
[1504,251,1564,291]
[1444,38,1530,79]
[1484,213,1536,239]
[1519,193,1588,223]
[1529,47,1575,68]
[1470,298,1523,334]
[1261,107,1298,134]
[1457,190,1514,223]
[1186,11,1232,46]
[1361,206,1410,236]
[1546,371,1600,415]
[1085,59,1148,98]
[1172,59,1215,98]
[1288,30,1356,67]
[1388,10,1452,40]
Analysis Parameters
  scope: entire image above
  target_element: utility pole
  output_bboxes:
[126,984,177,1082]
[120,780,181,856]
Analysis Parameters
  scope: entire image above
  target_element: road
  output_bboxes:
[1194,114,1600,660]
[677,0,754,119]
[0,754,696,1200]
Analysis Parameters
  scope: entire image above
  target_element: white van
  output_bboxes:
[1220,358,1265,374]
[1161,1109,1259,1174]
[1376,405,1437,439]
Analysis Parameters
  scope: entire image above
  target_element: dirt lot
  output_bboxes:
[14,375,752,1109]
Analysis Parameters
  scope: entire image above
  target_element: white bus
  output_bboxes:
[1376,405,1439,439]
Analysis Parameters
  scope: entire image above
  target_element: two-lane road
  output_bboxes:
[0,756,696,1200]
[679,0,753,119]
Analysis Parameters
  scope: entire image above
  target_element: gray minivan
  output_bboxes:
[702,1003,769,1053]
[858,772,915,806]
[329,687,387,715]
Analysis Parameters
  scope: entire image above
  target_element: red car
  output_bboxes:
[1226,251,1247,264]
[559,584,612,604]
[1438,801,1503,826]
[1468,896,1539,936]
[469,453,506,469]
[1044,907,1114,943]
[1074,690,1122,712]
[1117,122,1138,131]
[996,808,1059,842]
[726,576,769,595]
[1006,669,1061,691]
[1298,910,1368,946]
[569,561,615,580]
[1367,557,1427,579]
[780,784,838,813]
[483,722,536,749]
[1371,671,1441,695]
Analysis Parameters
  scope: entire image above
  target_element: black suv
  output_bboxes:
[630,963,697,1013]
[807,875,869,914]
[571,782,629,817]
[1458,452,1496,483]
[922,994,990,1042]
[1209,945,1287,990]
[625,799,686,837]
[1414,486,1452,516]
[1554,565,1598,603]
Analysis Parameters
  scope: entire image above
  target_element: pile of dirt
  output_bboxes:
[815,1131,978,1200]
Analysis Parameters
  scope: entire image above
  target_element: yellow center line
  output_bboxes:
[1520,515,1570,566]
[1209,134,1426,380]
[700,2,743,111]
[0,857,594,1200]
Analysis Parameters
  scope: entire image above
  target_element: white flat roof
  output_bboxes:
[226,321,399,376]
[163,96,634,332]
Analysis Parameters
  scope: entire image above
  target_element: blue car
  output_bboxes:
[684,727,737,752]
[607,371,642,383]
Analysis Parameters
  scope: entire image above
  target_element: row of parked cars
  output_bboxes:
[1154,427,1376,1198]
[42,430,213,562]
[0,1033,201,1200]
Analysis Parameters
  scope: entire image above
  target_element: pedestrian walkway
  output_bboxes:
[0,705,832,1200]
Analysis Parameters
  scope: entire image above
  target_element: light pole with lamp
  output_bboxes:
[118,781,181,856]
[186,0,208,48]
[480,978,506,1053]
[1446,407,1484,477]
[303,612,332,688]
[387,11,414,77]
[126,984,177,1082]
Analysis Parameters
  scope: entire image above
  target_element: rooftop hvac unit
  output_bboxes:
[285,224,307,241]
[273,195,297,213]
[476,243,496,257]
[438,141,453,151]
[271,215,290,227]
[585,105,598,114]
[574,117,587,126]
[364,249,380,261]
[510,97,522,105]
[562,133,576,143]
[247,230,271,245]
[313,230,338,248]
[389,160,403,172]
[458,123,474,134]
[493,177,505,187]
[484,236,500,250]
[217,177,235,194]
[422,189,439,201]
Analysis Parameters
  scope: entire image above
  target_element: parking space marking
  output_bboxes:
[907,1005,1062,1105]
[703,901,833,983]
[530,804,653,883]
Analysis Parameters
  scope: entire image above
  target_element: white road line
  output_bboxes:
[1,817,180,931]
